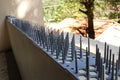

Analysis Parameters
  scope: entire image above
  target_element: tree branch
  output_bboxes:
[80,1,89,9]
[79,9,87,15]
[80,2,86,5]
[80,1,87,6]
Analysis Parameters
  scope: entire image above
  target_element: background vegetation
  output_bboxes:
[42,0,120,22]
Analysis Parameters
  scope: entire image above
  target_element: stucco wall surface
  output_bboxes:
[0,0,43,51]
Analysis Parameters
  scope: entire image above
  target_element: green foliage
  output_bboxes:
[42,0,120,22]
[94,1,120,19]
[106,2,120,19]
[109,12,118,19]
[42,0,86,22]
[42,0,61,22]
[94,1,108,18]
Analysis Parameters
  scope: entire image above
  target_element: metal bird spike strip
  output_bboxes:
[10,17,120,80]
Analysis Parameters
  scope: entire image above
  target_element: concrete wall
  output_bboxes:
[7,21,76,80]
[0,0,43,51]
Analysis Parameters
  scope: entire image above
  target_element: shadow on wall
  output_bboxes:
[0,19,11,52]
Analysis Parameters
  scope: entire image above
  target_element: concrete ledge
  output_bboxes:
[6,17,120,80]
[7,20,76,80]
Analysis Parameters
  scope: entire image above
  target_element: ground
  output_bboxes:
[48,18,120,38]
[0,52,9,80]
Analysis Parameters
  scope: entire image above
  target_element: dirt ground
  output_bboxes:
[48,18,120,38]
[0,52,9,80]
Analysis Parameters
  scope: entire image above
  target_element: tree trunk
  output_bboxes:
[87,6,95,39]
[79,0,95,39]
